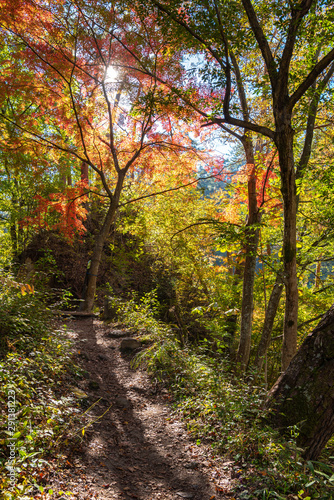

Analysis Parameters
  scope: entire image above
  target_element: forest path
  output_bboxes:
[49,317,234,500]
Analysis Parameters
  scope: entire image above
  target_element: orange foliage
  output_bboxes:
[21,181,88,242]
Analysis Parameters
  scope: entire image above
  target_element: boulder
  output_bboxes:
[115,395,132,408]
[120,338,141,351]
[103,296,118,320]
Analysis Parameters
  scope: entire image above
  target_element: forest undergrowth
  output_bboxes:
[0,278,333,500]
[0,276,85,499]
[111,291,334,500]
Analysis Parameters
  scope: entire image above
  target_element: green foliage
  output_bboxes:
[107,288,169,339]
[0,275,83,499]
[122,295,333,499]
[0,330,82,498]
[116,174,244,344]
[0,274,51,356]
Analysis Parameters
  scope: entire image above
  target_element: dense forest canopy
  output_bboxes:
[1,1,334,497]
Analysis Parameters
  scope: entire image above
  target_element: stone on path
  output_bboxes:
[120,338,141,351]
[176,492,194,499]
[115,395,132,408]
[108,329,132,339]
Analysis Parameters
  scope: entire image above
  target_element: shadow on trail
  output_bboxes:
[65,317,217,500]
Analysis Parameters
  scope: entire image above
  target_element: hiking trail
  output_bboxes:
[49,317,234,500]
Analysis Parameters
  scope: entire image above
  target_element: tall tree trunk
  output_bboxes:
[82,172,125,312]
[275,117,298,371]
[10,220,17,259]
[236,140,261,369]
[226,254,244,359]
[255,275,284,372]
[265,304,334,460]
[229,51,262,370]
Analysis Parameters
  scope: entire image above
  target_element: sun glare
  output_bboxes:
[105,66,118,83]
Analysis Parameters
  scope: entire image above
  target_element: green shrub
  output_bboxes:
[0,273,83,499]
[0,274,51,357]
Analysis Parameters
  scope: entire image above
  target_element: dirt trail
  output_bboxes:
[50,317,234,500]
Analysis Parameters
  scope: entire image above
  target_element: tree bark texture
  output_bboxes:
[255,276,284,372]
[274,113,298,371]
[236,140,261,369]
[236,218,260,368]
[265,304,334,460]
[83,172,125,312]
[81,161,89,184]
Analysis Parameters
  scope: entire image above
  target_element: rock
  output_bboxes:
[103,296,119,320]
[115,396,131,408]
[184,461,199,469]
[120,338,141,351]
[97,354,108,361]
[176,492,194,499]
[108,329,132,338]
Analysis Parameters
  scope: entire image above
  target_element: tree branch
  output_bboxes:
[289,47,334,109]
[171,219,241,240]
[277,0,313,100]
[296,61,334,182]
[214,116,275,139]
[259,149,278,208]
[297,313,325,330]
[118,170,226,208]
[241,0,277,89]
[150,0,227,69]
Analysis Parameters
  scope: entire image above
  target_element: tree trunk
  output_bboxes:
[236,219,260,368]
[10,173,19,260]
[274,115,298,371]
[82,172,125,312]
[81,161,89,184]
[265,304,334,460]
[236,141,261,369]
[255,275,284,372]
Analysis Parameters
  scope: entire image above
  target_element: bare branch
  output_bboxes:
[214,116,274,139]
[171,219,241,241]
[297,313,325,330]
[259,149,278,208]
[118,170,226,208]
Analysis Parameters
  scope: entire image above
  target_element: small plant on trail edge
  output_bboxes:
[107,288,170,340]
[111,292,334,500]
[0,273,85,499]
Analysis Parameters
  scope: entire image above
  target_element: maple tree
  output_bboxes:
[88,0,275,370]
[0,0,220,311]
